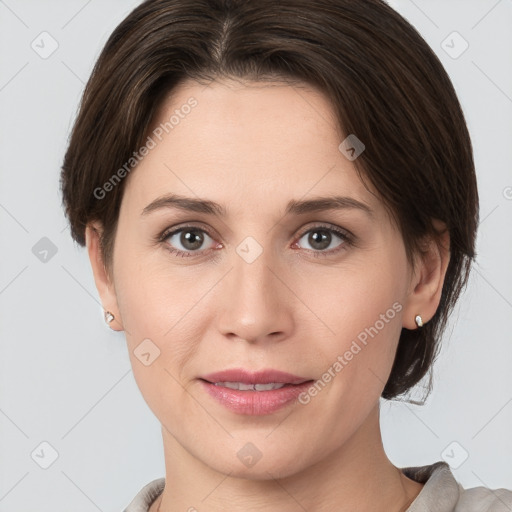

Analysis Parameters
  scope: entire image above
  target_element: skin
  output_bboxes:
[86,78,450,511]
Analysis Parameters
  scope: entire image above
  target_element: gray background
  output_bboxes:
[0,0,511,510]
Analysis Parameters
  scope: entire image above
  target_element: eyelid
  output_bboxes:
[158,222,217,242]
[296,222,353,240]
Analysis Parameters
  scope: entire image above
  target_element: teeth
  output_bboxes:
[213,382,287,391]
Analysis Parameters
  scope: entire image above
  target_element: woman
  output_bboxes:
[60,0,512,510]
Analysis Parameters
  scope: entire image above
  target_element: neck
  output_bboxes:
[153,403,423,512]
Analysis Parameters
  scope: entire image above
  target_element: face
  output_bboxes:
[92,78,425,479]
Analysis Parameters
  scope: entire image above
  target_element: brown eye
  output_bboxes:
[306,229,333,250]
[177,229,205,251]
[293,225,353,258]
[162,227,216,256]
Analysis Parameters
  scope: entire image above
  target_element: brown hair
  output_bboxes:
[60,0,479,400]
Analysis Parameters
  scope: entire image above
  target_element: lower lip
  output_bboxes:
[199,379,314,415]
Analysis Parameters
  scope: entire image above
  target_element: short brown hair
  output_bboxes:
[60,0,479,400]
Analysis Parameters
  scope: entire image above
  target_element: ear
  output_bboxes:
[402,220,450,330]
[85,221,123,331]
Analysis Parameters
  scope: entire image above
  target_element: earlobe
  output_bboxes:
[402,222,450,330]
[85,222,123,331]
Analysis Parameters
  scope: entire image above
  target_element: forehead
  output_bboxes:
[122,78,381,217]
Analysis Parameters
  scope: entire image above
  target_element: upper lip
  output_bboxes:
[201,368,312,385]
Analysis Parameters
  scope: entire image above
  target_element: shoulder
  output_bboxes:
[456,485,512,511]
[401,461,512,512]
[123,477,165,512]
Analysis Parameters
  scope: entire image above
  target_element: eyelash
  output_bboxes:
[156,223,354,259]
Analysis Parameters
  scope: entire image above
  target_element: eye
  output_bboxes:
[157,223,353,259]
[294,225,351,257]
[160,225,219,257]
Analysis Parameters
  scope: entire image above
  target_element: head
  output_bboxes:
[60,0,478,478]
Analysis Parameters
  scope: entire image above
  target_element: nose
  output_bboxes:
[216,240,295,345]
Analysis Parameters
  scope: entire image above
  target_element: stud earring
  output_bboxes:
[104,310,115,324]
[415,314,423,328]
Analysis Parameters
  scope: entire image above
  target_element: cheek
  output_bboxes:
[112,244,215,388]
[114,263,204,420]
[113,233,188,335]
[304,255,406,398]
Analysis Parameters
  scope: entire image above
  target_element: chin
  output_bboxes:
[200,443,309,481]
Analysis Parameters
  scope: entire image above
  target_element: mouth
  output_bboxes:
[198,368,314,415]
[206,381,295,391]
[200,368,312,387]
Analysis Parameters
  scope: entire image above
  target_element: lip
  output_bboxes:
[201,368,310,385]
[199,368,314,415]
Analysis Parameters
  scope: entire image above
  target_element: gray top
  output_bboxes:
[123,461,512,511]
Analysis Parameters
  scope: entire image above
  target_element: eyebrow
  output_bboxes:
[141,193,373,218]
